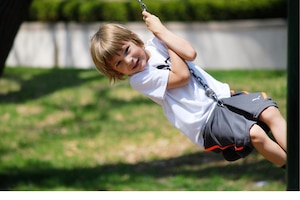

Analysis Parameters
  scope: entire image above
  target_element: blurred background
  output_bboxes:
[4,0,287,70]
[0,0,291,191]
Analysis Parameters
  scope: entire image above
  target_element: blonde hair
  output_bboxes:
[90,23,144,83]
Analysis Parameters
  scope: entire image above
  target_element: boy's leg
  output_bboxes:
[220,91,287,166]
[250,124,286,167]
[258,106,287,151]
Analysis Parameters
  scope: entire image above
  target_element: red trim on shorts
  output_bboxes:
[205,144,244,152]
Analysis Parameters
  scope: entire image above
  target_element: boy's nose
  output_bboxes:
[125,56,133,65]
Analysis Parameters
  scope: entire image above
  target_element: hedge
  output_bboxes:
[27,0,287,22]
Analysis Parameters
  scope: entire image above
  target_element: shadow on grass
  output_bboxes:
[0,151,286,191]
[0,67,153,110]
[0,68,101,103]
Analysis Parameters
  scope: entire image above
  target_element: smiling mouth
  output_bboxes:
[133,59,139,70]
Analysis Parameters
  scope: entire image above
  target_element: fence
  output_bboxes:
[6,19,287,70]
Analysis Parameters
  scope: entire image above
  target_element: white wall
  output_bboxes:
[6,19,287,70]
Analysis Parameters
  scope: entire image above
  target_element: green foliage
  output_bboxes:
[30,0,63,21]
[27,0,287,22]
[101,2,129,22]
[77,1,104,22]
[61,1,81,21]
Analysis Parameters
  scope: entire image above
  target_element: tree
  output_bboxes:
[0,0,32,77]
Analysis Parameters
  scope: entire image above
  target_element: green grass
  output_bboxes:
[0,67,287,191]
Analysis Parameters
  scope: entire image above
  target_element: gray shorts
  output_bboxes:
[203,90,278,161]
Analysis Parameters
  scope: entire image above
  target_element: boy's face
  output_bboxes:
[109,41,149,76]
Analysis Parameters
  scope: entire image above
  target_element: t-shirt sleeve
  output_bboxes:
[146,37,169,59]
[130,68,169,105]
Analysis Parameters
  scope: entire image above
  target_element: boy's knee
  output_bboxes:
[259,106,279,121]
[249,124,267,143]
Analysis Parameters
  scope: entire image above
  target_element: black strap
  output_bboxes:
[156,57,224,107]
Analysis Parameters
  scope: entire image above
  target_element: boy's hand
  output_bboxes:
[142,10,197,62]
[142,11,167,38]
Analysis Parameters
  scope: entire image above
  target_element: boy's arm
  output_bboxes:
[142,11,192,89]
[142,11,197,61]
[167,48,191,89]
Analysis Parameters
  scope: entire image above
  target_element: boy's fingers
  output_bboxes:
[142,10,151,16]
[142,11,150,21]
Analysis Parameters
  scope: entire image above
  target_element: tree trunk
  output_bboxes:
[0,0,32,77]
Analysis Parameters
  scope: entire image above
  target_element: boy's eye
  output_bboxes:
[116,61,121,67]
[125,46,129,53]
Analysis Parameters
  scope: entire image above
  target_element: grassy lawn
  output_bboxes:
[0,67,287,191]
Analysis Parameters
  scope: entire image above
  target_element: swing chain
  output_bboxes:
[138,0,223,107]
[189,68,224,107]
[138,0,147,11]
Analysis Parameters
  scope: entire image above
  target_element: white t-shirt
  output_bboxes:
[130,37,230,147]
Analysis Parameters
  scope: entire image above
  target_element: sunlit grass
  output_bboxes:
[0,67,287,191]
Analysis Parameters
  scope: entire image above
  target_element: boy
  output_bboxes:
[90,11,287,168]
